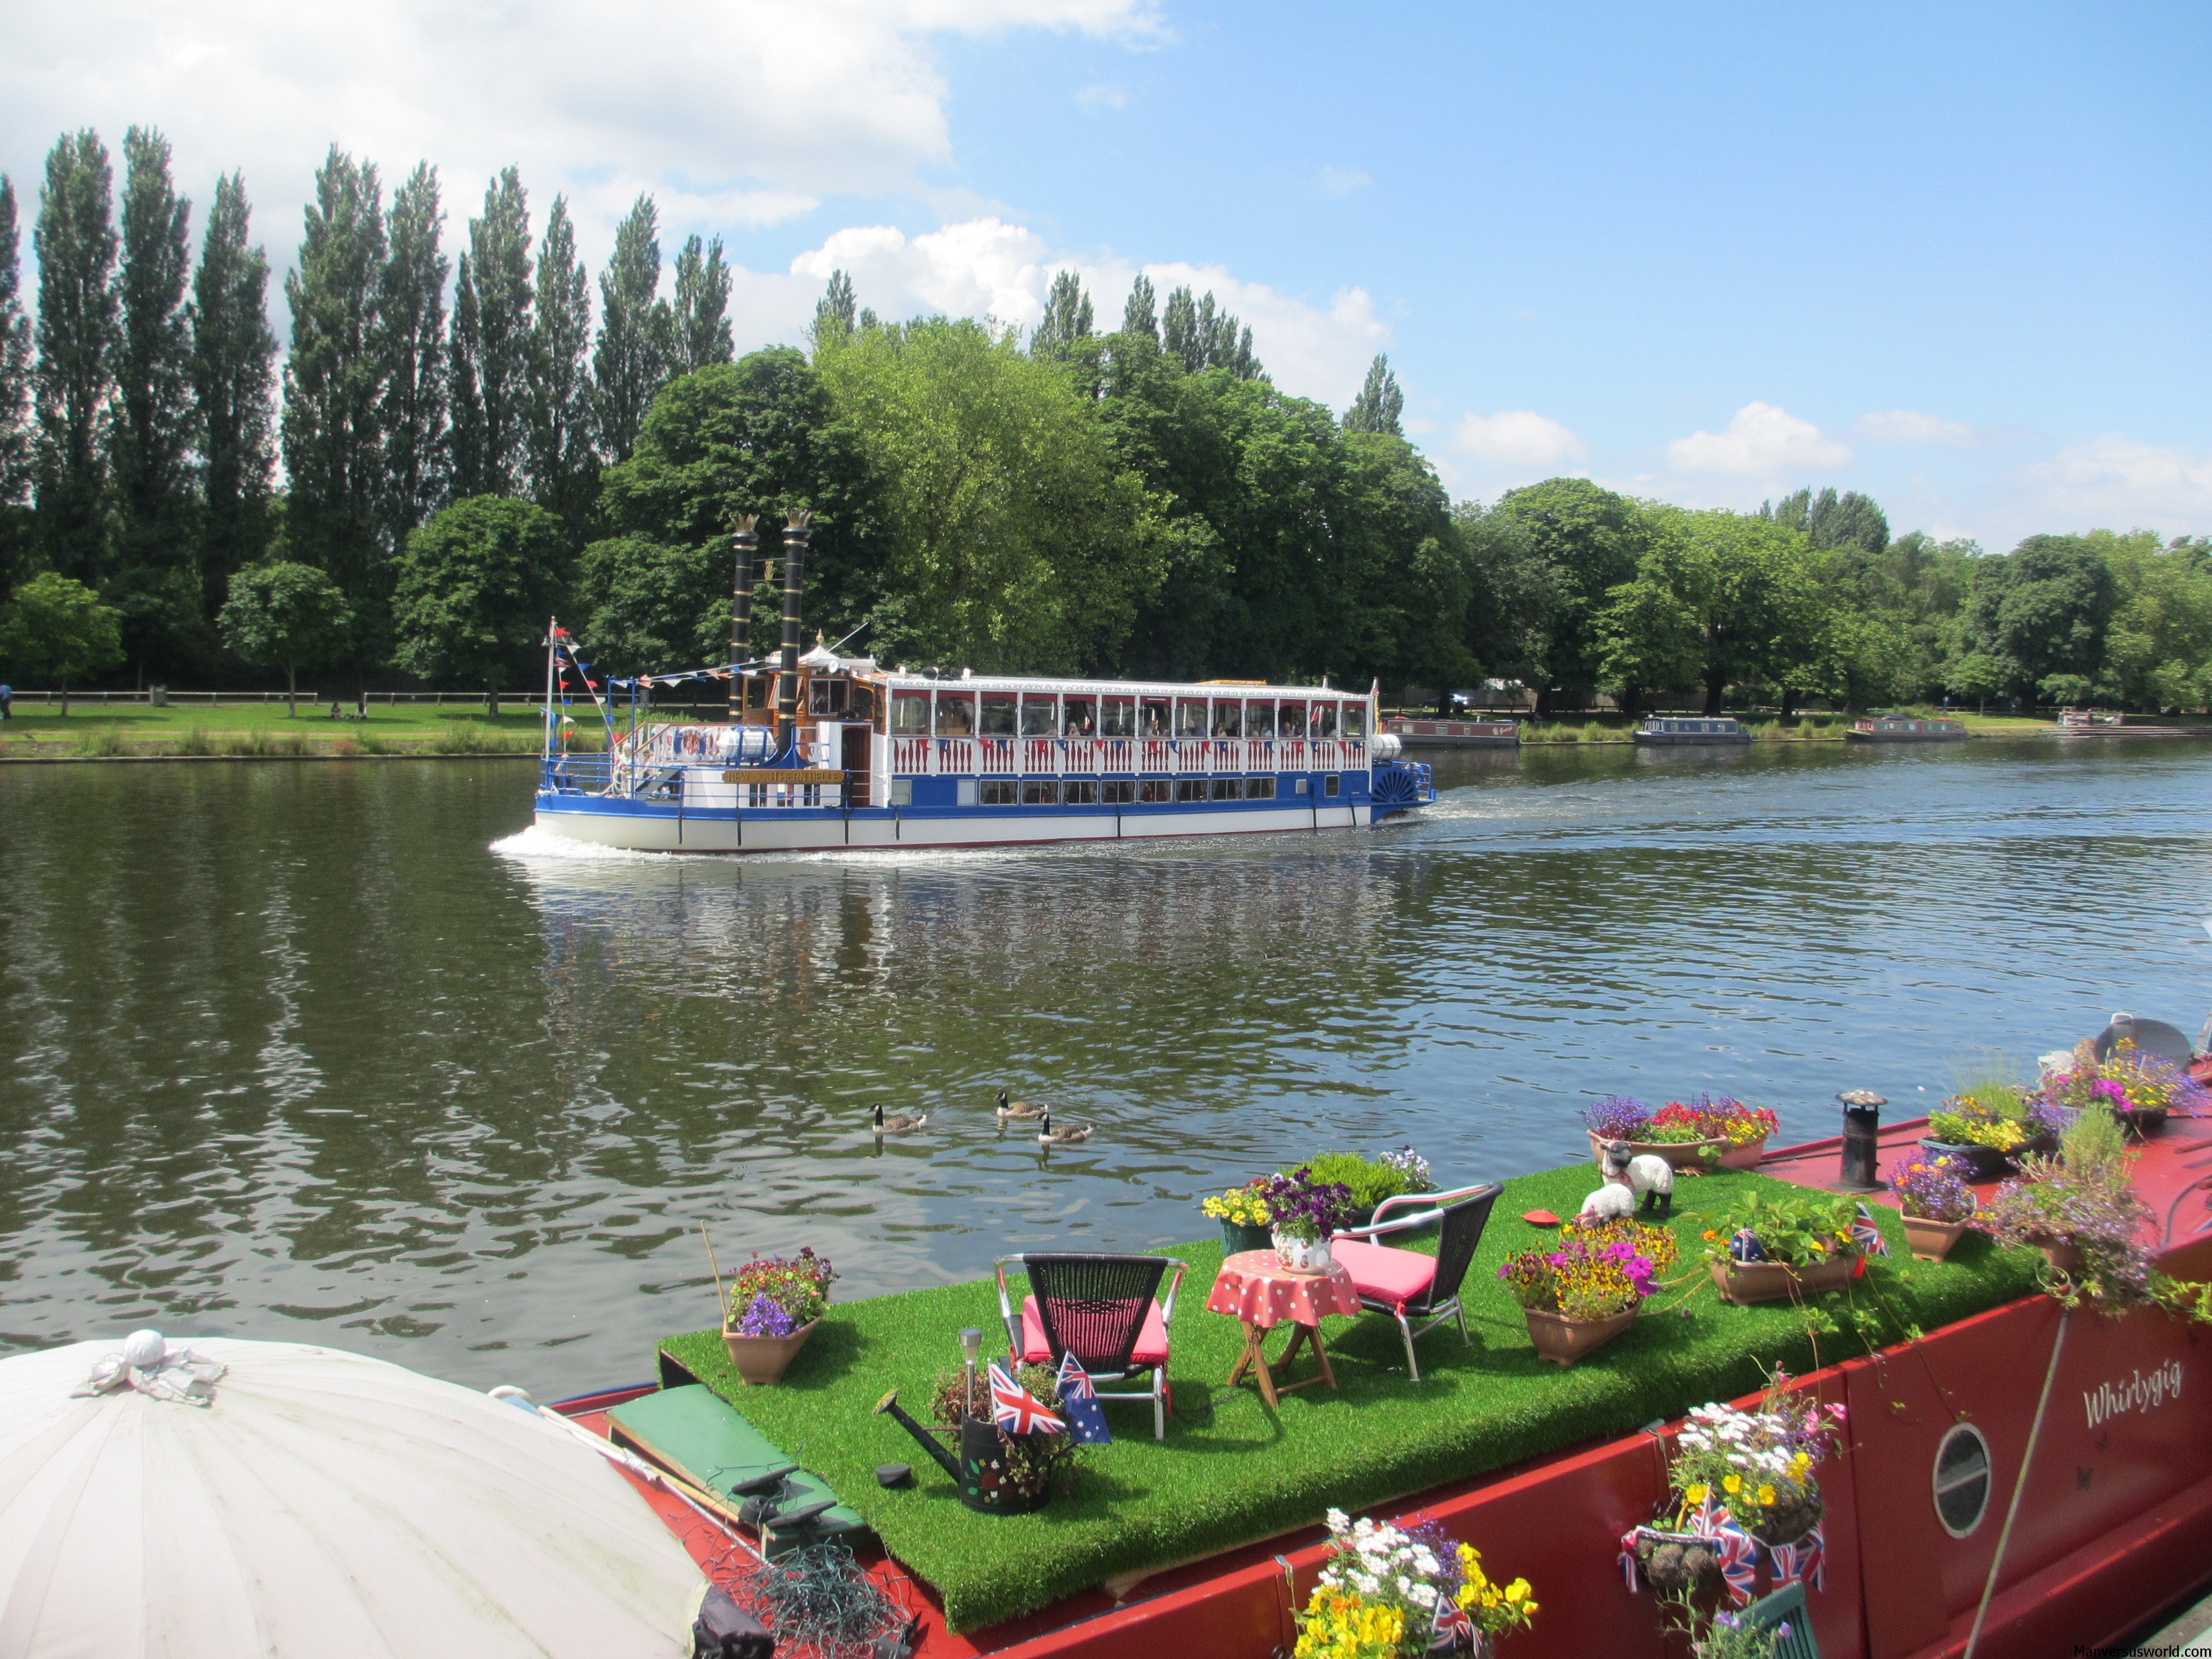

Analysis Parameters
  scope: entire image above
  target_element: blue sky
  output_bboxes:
[4,0,2205,546]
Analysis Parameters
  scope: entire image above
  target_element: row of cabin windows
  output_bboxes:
[974,775,1340,806]
[891,691,1368,742]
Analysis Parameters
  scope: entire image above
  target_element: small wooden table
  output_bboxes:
[1204,1249,1363,1408]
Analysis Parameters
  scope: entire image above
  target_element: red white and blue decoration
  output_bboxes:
[1850,1202,1891,1258]
[1055,1350,1112,1445]
[1430,1587,1476,1650]
[987,1359,1065,1438]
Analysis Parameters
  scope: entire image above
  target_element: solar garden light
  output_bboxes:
[960,1327,984,1408]
[1836,1089,1886,1192]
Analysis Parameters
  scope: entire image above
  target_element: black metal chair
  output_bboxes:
[1329,1182,1504,1381]
[993,1253,1187,1439]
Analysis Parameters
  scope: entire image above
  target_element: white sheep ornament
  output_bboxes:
[1591,1138,1674,1218]
[1578,1180,1636,1221]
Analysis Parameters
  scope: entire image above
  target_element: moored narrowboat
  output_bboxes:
[1632,715,1752,745]
[1381,715,1520,749]
[1845,714,1968,743]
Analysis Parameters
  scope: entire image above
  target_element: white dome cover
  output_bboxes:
[0,1335,704,1657]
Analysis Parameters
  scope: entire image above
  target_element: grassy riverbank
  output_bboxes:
[661,1161,2041,1632]
[0,701,603,758]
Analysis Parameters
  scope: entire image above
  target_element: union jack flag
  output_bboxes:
[1431,1588,1474,1648]
[1850,1203,1891,1258]
[987,1359,1064,1437]
[1055,1350,1112,1444]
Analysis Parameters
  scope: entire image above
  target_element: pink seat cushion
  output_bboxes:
[1019,1295,1170,1369]
[1331,1239,1437,1311]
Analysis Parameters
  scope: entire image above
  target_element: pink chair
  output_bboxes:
[1329,1182,1504,1381]
[994,1253,1187,1438]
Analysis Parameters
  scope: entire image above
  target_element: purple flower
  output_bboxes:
[1582,1095,1651,1139]
[735,1293,796,1338]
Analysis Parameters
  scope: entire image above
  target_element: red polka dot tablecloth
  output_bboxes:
[1204,1249,1361,1328]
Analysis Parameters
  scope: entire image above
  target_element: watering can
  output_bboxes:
[873,1389,1052,1515]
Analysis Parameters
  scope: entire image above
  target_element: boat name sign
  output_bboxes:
[721,769,847,785]
[2083,1359,2184,1430]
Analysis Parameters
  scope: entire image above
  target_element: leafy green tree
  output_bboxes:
[2037,672,2094,708]
[1158,285,1259,378]
[1031,270,1094,359]
[1958,534,2117,706]
[1493,478,1651,714]
[671,234,733,373]
[451,169,532,497]
[281,148,387,613]
[1457,500,1551,695]
[447,251,483,499]
[815,316,1166,672]
[583,349,883,673]
[1343,353,1403,436]
[529,196,597,542]
[1943,651,2006,714]
[217,559,353,714]
[32,131,120,586]
[2088,531,2212,711]
[811,269,857,352]
[592,195,672,464]
[377,162,449,548]
[391,495,569,713]
[0,571,122,713]
[190,171,278,623]
[0,177,33,591]
[111,127,197,627]
[1120,274,1157,342]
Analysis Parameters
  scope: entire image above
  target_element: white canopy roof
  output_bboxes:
[0,1335,704,1658]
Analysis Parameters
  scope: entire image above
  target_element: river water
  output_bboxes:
[3,739,2208,1391]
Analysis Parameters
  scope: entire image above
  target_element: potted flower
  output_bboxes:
[1292,1509,1537,1657]
[2032,1036,2209,1140]
[1691,1098,1781,1170]
[1497,1217,1677,1365]
[1922,1068,2060,1179]
[1260,1166,1356,1274]
[1298,1146,1438,1232]
[1702,1193,1875,1305]
[721,1247,836,1385]
[1890,1154,1976,1261]
[1582,1095,1733,1170]
[1200,1180,1274,1256]
[1980,1108,2157,1303]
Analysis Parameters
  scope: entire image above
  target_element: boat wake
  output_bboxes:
[488,825,685,863]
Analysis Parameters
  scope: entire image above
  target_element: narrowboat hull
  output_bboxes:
[1381,717,1520,749]
[1843,729,1968,742]
[1632,731,1752,745]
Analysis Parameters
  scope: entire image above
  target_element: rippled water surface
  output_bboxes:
[4,739,2209,1389]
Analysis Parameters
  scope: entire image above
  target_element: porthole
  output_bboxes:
[1933,1423,1992,1537]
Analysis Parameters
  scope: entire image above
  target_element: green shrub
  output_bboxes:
[1297,1150,1432,1212]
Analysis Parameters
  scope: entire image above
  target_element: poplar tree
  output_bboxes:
[32,131,120,585]
[810,268,856,351]
[281,147,387,608]
[671,233,733,373]
[1030,269,1093,358]
[0,178,31,568]
[1160,284,1197,371]
[112,127,196,587]
[1159,285,1259,379]
[377,162,448,547]
[592,194,671,464]
[1343,353,1403,436]
[1120,274,1157,342]
[527,195,595,540]
[190,171,277,621]
[452,168,531,496]
[447,252,484,497]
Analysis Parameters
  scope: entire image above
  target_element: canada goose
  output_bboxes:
[1035,1113,1091,1146]
[872,1103,928,1135]
[995,1088,1046,1120]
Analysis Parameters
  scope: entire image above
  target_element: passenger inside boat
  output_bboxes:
[1142,700,1168,735]
[979,693,1016,735]
[1065,697,1095,737]
[1021,694,1057,737]
[1246,701,1276,739]
[935,693,974,736]
[1177,700,1206,738]
[1313,703,1337,739]
[1280,702,1307,739]
[1212,702,1243,738]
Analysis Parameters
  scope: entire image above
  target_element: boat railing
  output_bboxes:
[889,735,1366,778]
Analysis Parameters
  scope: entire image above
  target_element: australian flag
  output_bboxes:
[987,1359,1065,1437]
[1055,1350,1112,1445]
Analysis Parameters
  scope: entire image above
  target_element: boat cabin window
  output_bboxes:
[935,693,974,736]
[891,691,930,734]
[1063,780,1100,805]
[1021,694,1059,736]
[1100,697,1134,737]
[1245,701,1276,738]
[1139,779,1171,802]
[1312,703,1337,739]
[850,685,877,723]
[1140,697,1170,735]
[1279,702,1307,738]
[747,675,771,710]
[1176,699,1207,738]
[807,678,848,716]
[1212,702,1243,738]
[979,693,1016,736]
[1063,696,1096,737]
[1342,705,1368,738]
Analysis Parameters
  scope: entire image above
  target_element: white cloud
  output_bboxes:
[1667,401,1851,476]
[1855,409,1978,448]
[1076,83,1129,112]
[1316,165,1372,197]
[0,0,1158,274]
[786,222,1389,405]
[1453,410,1587,468]
[2028,436,2212,531]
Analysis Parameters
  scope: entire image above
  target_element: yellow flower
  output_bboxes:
[1685,1482,1709,1504]
[1505,1580,1529,1603]
[1791,1451,1812,1470]
[1722,1474,1742,1495]
[1758,1484,1777,1506]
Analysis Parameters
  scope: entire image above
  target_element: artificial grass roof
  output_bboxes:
[661,1164,2044,1632]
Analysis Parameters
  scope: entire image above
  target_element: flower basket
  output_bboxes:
[1747,1487,1823,1546]
[2036,1238,2085,1277]
[1715,1138,1768,1170]
[1522,1305,1635,1366]
[1588,1129,1726,1170]
[1709,1254,1854,1305]
[1917,1138,2012,1182]
[1219,1219,1272,1256]
[1627,1527,1724,1594]
[1272,1232,1333,1274]
[722,1318,818,1386]
[1902,1214,1971,1261]
[2114,1105,2168,1139]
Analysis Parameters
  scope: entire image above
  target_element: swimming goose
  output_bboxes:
[872,1103,928,1135]
[1035,1113,1091,1145]
[995,1088,1046,1120]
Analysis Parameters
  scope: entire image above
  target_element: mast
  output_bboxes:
[728,516,758,721]
[776,510,811,755]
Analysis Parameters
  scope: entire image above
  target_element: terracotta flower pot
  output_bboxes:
[1716,1138,1768,1171]
[722,1318,818,1386]
[1588,1129,1726,1171]
[2037,1239,2085,1278]
[1710,1253,1855,1306]
[1524,1305,1636,1366]
[1901,1214,1971,1262]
